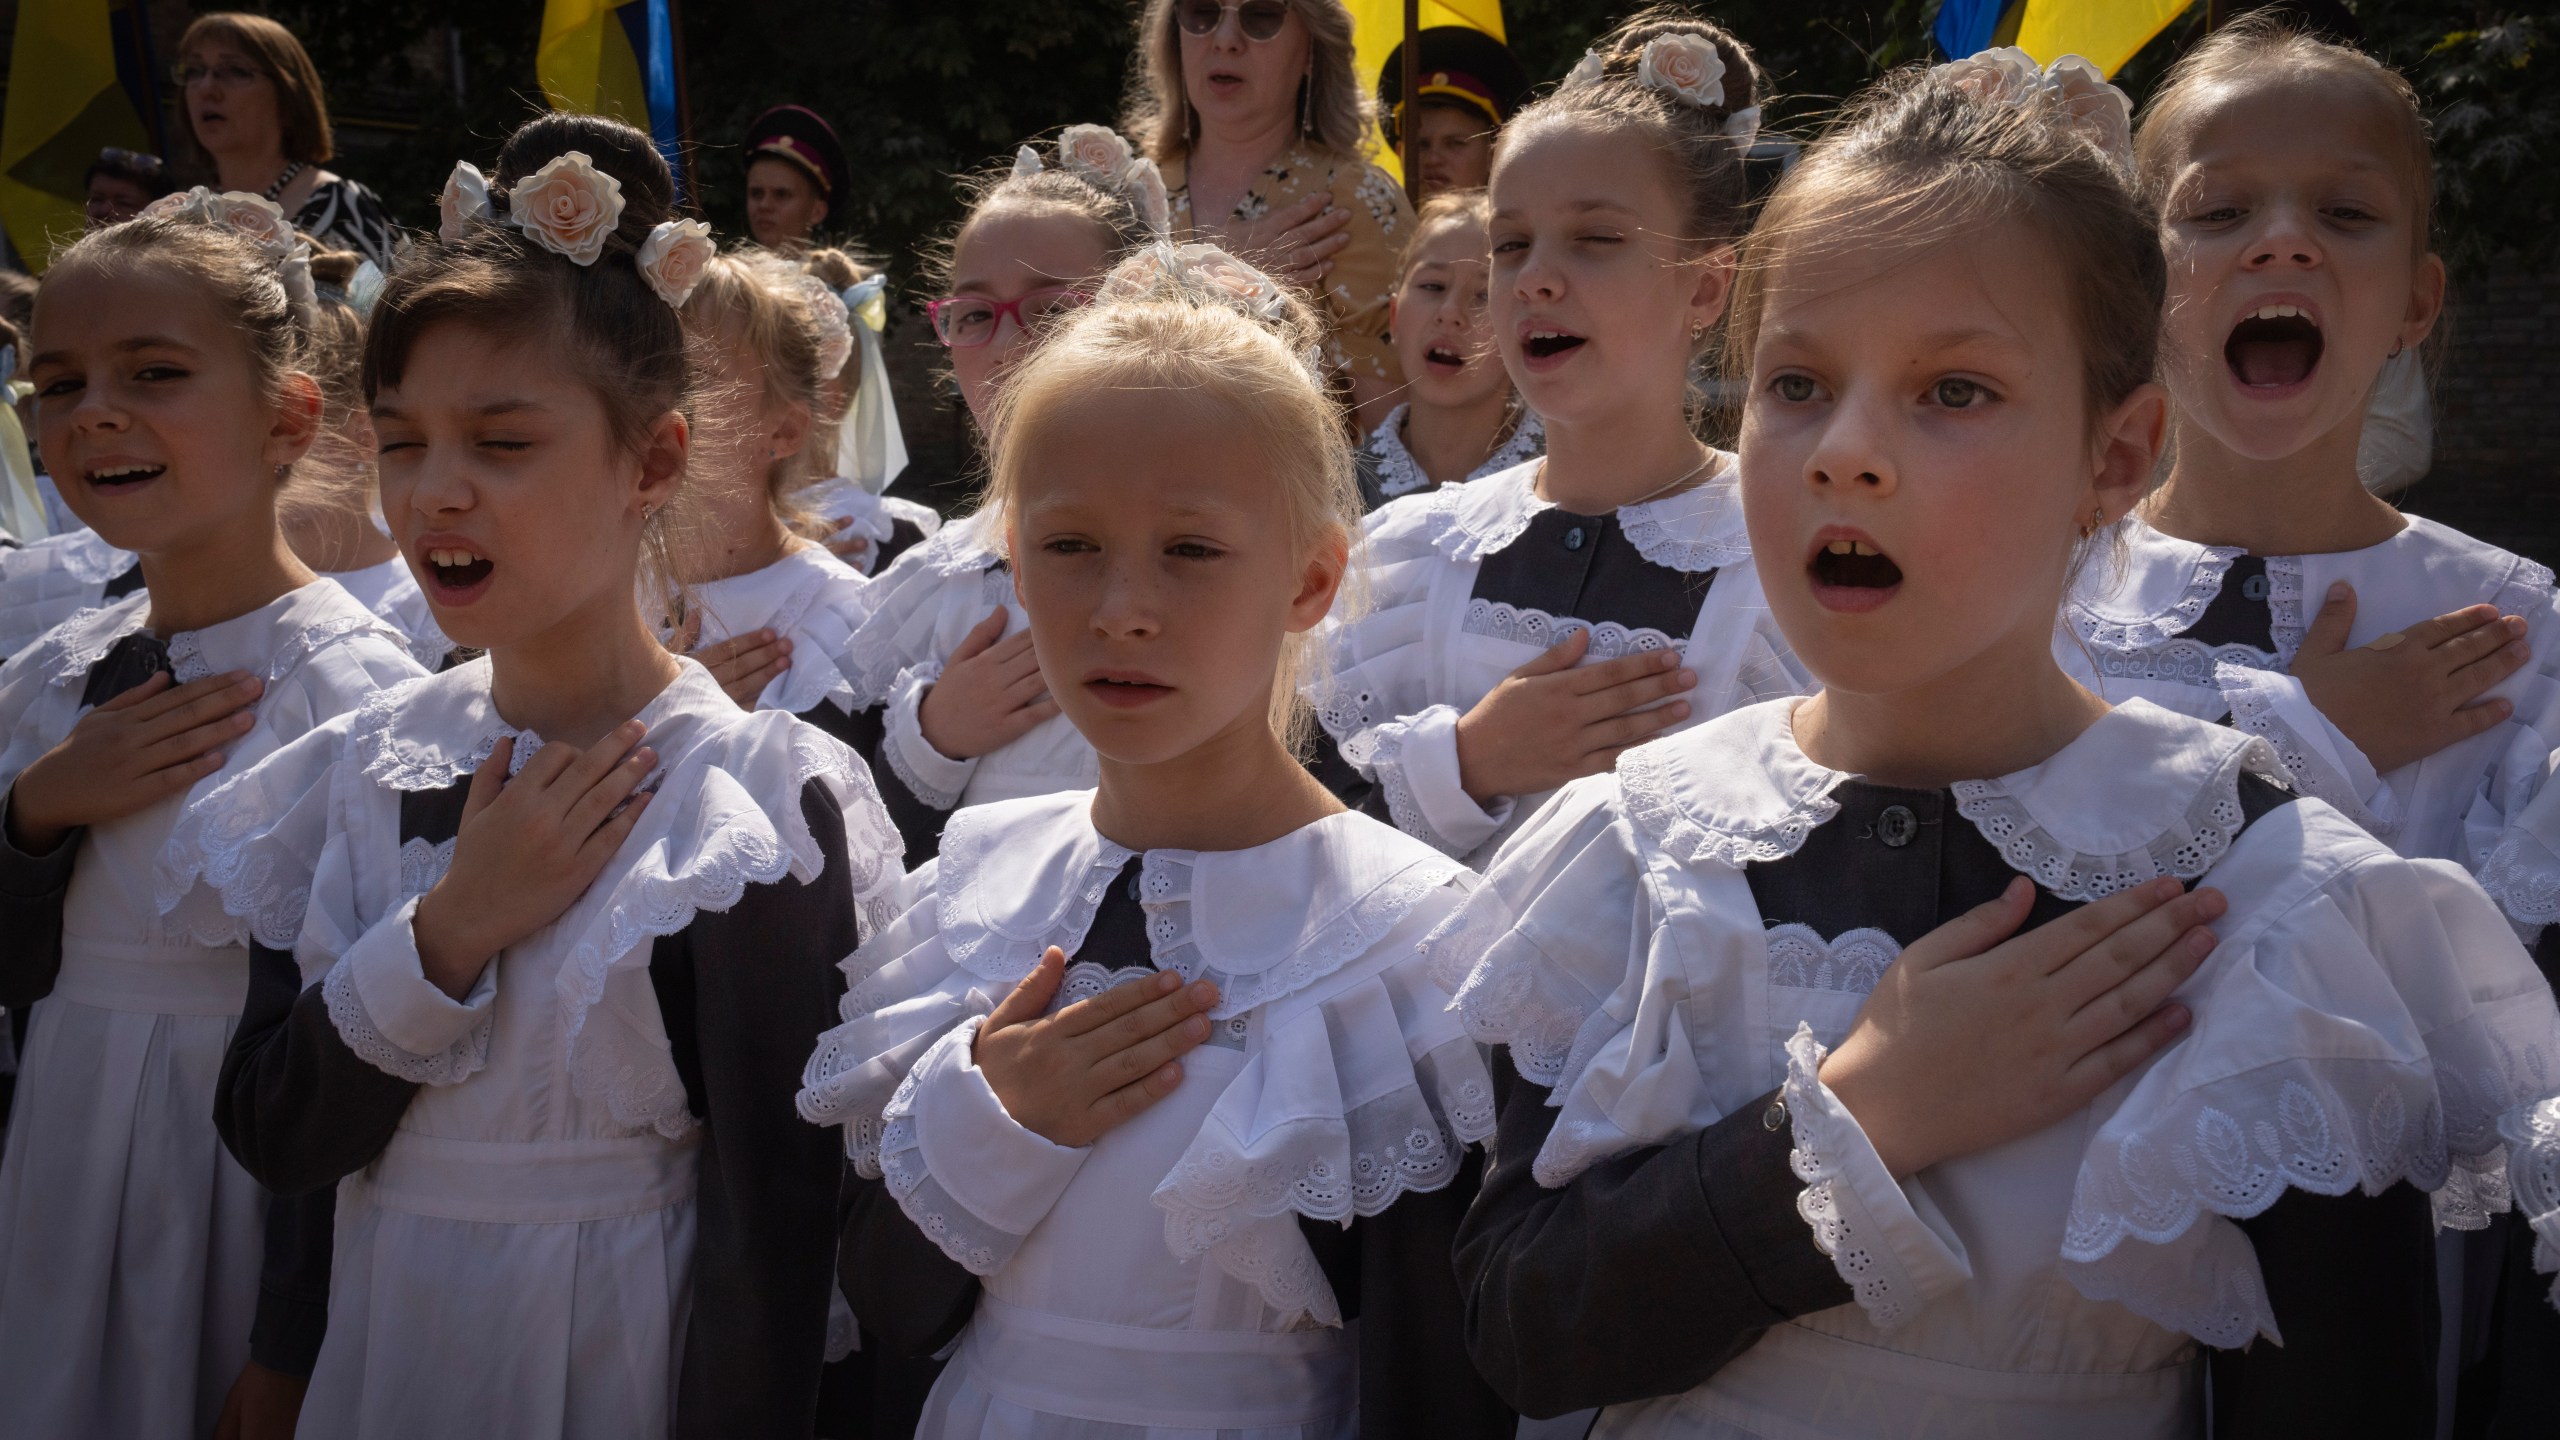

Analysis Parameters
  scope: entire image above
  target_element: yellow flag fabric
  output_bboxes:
[1344,0,1505,179]
[537,0,650,126]
[2014,0,2194,79]
[0,0,149,271]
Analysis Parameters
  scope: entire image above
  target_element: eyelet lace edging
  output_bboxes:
[1785,1024,1922,1331]
[1617,737,1842,870]
[1951,734,2287,902]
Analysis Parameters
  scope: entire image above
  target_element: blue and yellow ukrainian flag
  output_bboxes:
[1935,0,2197,79]
[0,0,154,270]
[538,0,687,199]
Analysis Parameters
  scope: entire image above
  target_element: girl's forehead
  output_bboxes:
[952,205,1110,293]
[2170,69,2418,186]
[1492,121,1682,225]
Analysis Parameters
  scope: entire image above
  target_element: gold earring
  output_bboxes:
[2077,507,2101,540]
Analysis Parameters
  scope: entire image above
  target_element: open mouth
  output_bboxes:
[1521,327,1586,363]
[419,544,495,602]
[1808,534,1902,612]
[1423,343,1468,375]
[1204,69,1244,95]
[1084,674,1172,709]
[2225,304,2322,392]
[84,462,166,493]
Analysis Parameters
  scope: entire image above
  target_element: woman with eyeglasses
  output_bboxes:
[1125,0,1413,436]
[173,13,394,268]
[832,127,1168,873]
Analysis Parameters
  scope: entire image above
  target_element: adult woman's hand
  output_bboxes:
[1226,191,1351,288]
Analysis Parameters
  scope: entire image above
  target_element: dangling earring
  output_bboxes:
[1300,64,1314,138]
[2077,506,2101,540]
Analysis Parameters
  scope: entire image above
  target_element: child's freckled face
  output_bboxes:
[1740,219,2104,698]
[947,206,1115,428]
[1391,220,1506,413]
[2156,71,2441,462]
[29,262,301,555]
[1008,388,1336,765]
[371,324,659,652]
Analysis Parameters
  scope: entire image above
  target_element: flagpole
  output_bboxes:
[668,0,698,214]
[1399,0,1419,204]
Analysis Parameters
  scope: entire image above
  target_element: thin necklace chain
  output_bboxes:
[1539,442,1717,512]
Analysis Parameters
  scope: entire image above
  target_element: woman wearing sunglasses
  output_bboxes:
[830,126,1168,875]
[1125,0,1412,436]
[172,12,395,266]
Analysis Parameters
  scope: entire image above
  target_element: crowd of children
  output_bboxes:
[0,5,2553,1439]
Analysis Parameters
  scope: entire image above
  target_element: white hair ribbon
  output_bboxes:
[835,275,910,494]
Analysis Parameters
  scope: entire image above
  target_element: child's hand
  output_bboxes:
[917,608,1058,761]
[2291,582,2527,775]
[974,946,1220,1148]
[823,520,874,567]
[6,669,264,854]
[1455,630,1696,805]
[1820,876,2227,1178]
[1229,191,1351,288]
[412,727,656,999]
[212,1358,308,1440]
[669,614,793,710]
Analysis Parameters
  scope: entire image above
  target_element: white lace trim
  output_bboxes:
[1949,735,2286,902]
[1137,849,1466,1017]
[562,728,891,1139]
[321,952,494,1087]
[2082,636,2273,688]
[1619,487,1753,574]
[1422,879,1588,1076]
[400,836,457,900]
[842,542,1010,708]
[49,529,138,585]
[1363,406,1546,501]
[1336,713,1465,857]
[873,1030,1028,1275]
[166,612,398,686]
[1459,599,1685,660]
[1784,1025,1917,1330]
[2264,553,2309,666]
[2217,663,2383,833]
[1617,735,1843,869]
[2072,538,2244,651]
[1426,457,1745,571]
[1766,924,1899,995]
[2500,1096,2560,1305]
[2061,1059,2454,1347]
[927,809,1133,992]
[352,672,523,792]
[880,664,967,809]
[37,600,150,688]
[2476,826,2560,929]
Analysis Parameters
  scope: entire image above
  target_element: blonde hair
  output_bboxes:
[679,249,846,543]
[1401,187,1491,279]
[2134,14,2435,256]
[1125,0,1375,163]
[984,245,1360,750]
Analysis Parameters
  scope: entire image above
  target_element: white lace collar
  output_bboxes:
[911,508,1005,579]
[2070,520,2247,652]
[41,580,396,691]
[1366,405,1549,501]
[1619,696,2291,901]
[936,792,1464,1017]
[354,653,736,792]
[1428,451,1749,572]
[686,544,863,643]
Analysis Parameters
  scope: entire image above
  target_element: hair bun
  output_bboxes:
[490,112,676,247]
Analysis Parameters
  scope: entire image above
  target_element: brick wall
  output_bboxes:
[2397,258,2559,570]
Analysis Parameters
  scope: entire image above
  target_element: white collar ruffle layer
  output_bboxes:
[1363,404,1547,502]
[166,655,905,1139]
[680,543,874,715]
[798,791,1495,1323]
[0,528,136,658]
[840,510,1007,709]
[1412,452,1753,573]
[1428,696,2560,1348]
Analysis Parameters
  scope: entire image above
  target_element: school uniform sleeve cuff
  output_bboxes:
[1348,704,1512,858]
[881,664,976,811]
[0,787,79,894]
[878,1018,1090,1275]
[323,895,496,1085]
[1780,1023,1972,1330]
[2216,662,2395,833]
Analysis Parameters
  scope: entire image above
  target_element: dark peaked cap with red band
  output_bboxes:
[1377,26,1532,143]
[743,103,848,201]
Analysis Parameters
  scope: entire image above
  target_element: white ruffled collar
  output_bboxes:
[912,508,1005,579]
[1429,452,1750,572]
[2070,520,2248,652]
[41,580,397,691]
[354,653,737,792]
[1618,696,2290,901]
[1365,405,1548,501]
[682,544,871,714]
[935,792,1465,1017]
[37,526,137,585]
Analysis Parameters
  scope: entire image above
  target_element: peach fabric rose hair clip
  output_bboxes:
[439,155,714,311]
[1012,124,1174,242]
[135,186,316,310]
[1935,46,2134,173]
[1559,34,1761,149]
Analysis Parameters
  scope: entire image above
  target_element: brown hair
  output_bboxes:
[1726,64,2164,429]
[1496,7,1765,250]
[985,245,1357,748]
[932,132,1166,299]
[2134,13,2435,256]
[1125,0,1373,163]
[178,13,335,166]
[801,246,874,293]
[679,249,835,531]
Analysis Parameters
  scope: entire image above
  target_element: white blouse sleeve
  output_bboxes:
[322,893,498,1085]
[1315,496,1508,857]
[2064,807,2560,1345]
[2216,660,2392,828]
[879,661,975,808]
[2464,576,2560,935]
